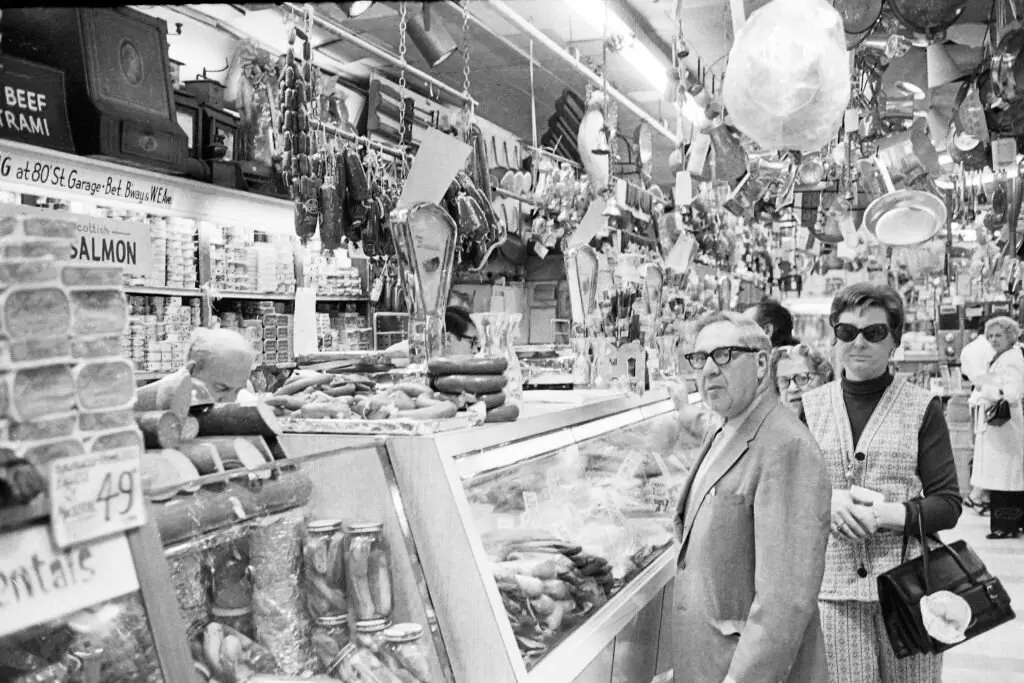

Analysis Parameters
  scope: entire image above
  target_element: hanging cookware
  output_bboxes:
[887,0,968,35]
[863,189,947,246]
[847,25,875,50]
[808,193,846,244]
[835,0,884,35]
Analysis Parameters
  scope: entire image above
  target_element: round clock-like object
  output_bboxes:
[120,39,144,85]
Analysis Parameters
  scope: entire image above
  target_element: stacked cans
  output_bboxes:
[0,209,142,510]
[147,216,169,287]
[303,249,363,298]
[165,218,198,289]
[124,295,200,372]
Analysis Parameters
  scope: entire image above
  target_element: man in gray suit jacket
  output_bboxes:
[673,311,832,683]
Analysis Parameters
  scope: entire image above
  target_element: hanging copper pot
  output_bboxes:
[887,0,968,35]
[835,0,884,35]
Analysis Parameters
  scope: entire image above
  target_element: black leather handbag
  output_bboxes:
[877,500,1015,658]
[986,397,1012,426]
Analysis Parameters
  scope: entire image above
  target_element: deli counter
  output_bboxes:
[281,389,688,683]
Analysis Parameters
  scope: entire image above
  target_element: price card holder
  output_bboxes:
[48,446,147,549]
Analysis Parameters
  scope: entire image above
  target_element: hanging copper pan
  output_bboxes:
[835,0,885,35]
[888,0,968,35]
[847,25,875,50]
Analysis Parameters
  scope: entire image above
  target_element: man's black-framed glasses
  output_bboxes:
[684,346,759,370]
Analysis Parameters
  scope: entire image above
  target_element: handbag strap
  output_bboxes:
[901,499,983,594]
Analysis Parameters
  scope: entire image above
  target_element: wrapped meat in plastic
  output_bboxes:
[0,238,72,260]
[72,334,123,359]
[21,215,77,240]
[70,289,128,336]
[88,427,145,454]
[722,0,850,152]
[0,286,71,339]
[0,258,59,287]
[78,408,136,433]
[0,413,77,442]
[62,264,123,288]
[74,358,135,411]
[0,336,71,369]
[0,362,76,421]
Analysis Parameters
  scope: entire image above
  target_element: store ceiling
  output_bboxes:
[160,1,999,189]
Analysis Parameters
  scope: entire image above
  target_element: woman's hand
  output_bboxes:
[831,489,879,541]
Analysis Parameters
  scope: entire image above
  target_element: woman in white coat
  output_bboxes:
[968,315,1024,539]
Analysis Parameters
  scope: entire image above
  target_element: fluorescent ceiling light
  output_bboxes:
[563,0,669,93]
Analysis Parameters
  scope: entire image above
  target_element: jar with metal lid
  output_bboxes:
[352,618,392,654]
[383,623,432,682]
[304,519,347,619]
[211,606,254,639]
[327,643,403,683]
[311,614,350,671]
[343,521,393,623]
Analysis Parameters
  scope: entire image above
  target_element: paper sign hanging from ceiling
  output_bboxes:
[397,128,471,209]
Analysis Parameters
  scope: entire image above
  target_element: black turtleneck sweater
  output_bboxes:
[841,371,962,534]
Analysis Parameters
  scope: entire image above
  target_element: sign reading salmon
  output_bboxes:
[0,202,152,277]
[68,217,152,277]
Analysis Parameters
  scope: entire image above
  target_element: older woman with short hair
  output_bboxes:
[968,315,1024,539]
[802,283,961,682]
[770,343,835,420]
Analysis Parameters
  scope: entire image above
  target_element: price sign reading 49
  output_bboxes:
[48,446,146,549]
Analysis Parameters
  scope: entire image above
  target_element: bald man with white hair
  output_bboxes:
[187,328,257,403]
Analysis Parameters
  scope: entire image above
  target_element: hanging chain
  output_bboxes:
[397,1,409,174]
[461,0,474,130]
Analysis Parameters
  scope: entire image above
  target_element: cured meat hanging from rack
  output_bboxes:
[276,12,322,242]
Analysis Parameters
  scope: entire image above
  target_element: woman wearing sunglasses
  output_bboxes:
[769,344,834,421]
[801,283,961,683]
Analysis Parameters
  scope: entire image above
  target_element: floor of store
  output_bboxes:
[941,509,1024,683]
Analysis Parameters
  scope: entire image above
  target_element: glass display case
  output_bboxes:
[150,439,454,683]
[282,389,689,683]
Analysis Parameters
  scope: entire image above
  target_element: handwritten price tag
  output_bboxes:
[48,446,146,549]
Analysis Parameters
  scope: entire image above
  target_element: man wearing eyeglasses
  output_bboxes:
[672,311,832,683]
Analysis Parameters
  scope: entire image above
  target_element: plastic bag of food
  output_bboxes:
[722,0,850,152]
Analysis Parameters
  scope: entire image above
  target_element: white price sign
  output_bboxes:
[48,447,146,549]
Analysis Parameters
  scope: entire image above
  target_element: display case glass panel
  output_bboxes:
[460,410,683,670]
[151,441,449,682]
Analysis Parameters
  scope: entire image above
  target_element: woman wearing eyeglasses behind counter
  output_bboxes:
[801,283,961,683]
[770,343,834,421]
[384,305,480,358]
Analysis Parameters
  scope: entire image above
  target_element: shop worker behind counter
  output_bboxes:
[187,328,258,403]
[673,311,832,683]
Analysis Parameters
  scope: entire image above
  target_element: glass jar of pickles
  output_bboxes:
[311,614,350,671]
[304,519,347,620]
[353,618,391,654]
[343,522,393,624]
[328,643,403,683]
[383,623,432,682]
[210,606,254,639]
